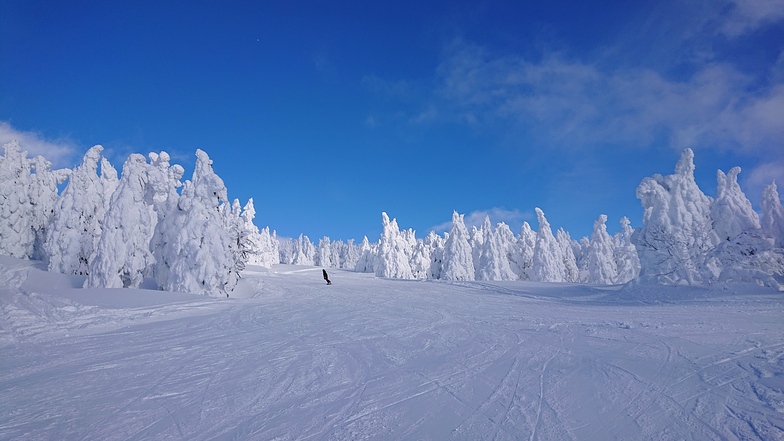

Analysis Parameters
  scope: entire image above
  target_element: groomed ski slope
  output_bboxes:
[1,256,783,440]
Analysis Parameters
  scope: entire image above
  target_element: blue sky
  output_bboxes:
[1,0,783,241]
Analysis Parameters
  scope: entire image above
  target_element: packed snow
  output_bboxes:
[2,256,783,440]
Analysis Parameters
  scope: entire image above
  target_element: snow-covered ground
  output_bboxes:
[1,256,783,440]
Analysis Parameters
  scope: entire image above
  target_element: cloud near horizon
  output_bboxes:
[0,122,79,168]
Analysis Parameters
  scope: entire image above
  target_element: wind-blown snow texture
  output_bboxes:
[1,256,783,440]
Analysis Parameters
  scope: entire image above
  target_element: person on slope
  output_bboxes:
[322,269,332,285]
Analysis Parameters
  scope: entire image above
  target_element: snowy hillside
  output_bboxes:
[2,256,782,440]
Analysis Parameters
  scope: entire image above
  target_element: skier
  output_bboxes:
[322,269,332,285]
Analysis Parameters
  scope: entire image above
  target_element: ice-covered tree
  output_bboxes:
[470,225,484,279]
[154,149,237,296]
[557,228,579,283]
[477,217,517,281]
[584,214,618,284]
[633,148,719,286]
[85,154,155,288]
[531,208,566,282]
[614,217,640,284]
[342,239,360,270]
[516,222,536,280]
[496,222,522,279]
[292,234,315,265]
[761,182,784,248]
[354,236,376,273]
[45,145,117,275]
[375,212,414,279]
[711,167,760,241]
[0,141,35,259]
[316,236,334,268]
[442,211,475,281]
[0,141,69,260]
[409,238,432,280]
[277,237,294,264]
[425,230,445,279]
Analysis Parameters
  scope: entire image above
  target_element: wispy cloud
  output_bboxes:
[430,207,533,233]
[0,122,79,168]
[721,0,784,37]
[432,40,784,159]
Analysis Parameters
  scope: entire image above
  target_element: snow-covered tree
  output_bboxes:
[496,222,522,279]
[316,236,334,268]
[85,154,156,289]
[557,228,579,283]
[614,217,640,284]
[470,225,484,279]
[711,167,760,241]
[153,149,237,296]
[354,236,376,273]
[375,212,414,278]
[342,239,360,270]
[531,208,566,282]
[584,214,618,284]
[442,211,475,281]
[277,237,294,264]
[0,141,69,260]
[45,145,117,275]
[516,222,536,280]
[477,217,517,281]
[761,182,784,248]
[409,238,432,280]
[0,141,35,259]
[425,230,445,279]
[633,148,719,286]
[292,234,315,265]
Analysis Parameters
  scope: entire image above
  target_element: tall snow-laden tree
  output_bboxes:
[496,222,522,279]
[375,212,414,279]
[0,141,68,260]
[585,214,618,284]
[354,236,375,273]
[292,234,315,265]
[28,155,69,260]
[517,222,536,280]
[761,182,784,248]
[425,230,445,279]
[154,149,237,296]
[633,148,719,286]
[0,141,34,259]
[316,236,334,268]
[614,217,640,284]
[557,228,579,283]
[277,237,294,264]
[470,225,484,279]
[711,167,760,241]
[45,145,117,275]
[442,211,475,281]
[238,198,279,268]
[531,208,566,282]
[477,217,517,281]
[85,154,155,289]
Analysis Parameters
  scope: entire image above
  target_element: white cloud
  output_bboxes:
[721,0,784,37]
[430,207,533,233]
[0,122,78,168]
[431,41,784,159]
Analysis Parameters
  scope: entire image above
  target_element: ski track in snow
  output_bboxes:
[1,259,783,440]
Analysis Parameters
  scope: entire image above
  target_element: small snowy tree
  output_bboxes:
[516,222,536,280]
[442,211,475,281]
[531,208,566,282]
[557,228,579,283]
[292,234,315,265]
[45,145,118,275]
[711,167,760,241]
[613,217,640,284]
[584,214,618,284]
[354,236,376,273]
[477,217,517,281]
[761,182,784,248]
[374,212,414,279]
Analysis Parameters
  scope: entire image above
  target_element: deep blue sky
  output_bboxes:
[1,0,783,241]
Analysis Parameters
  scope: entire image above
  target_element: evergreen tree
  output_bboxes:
[442,211,475,281]
[711,167,760,241]
[531,208,566,282]
[761,182,784,248]
[585,214,617,284]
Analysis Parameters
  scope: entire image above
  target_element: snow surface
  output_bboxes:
[2,256,783,440]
